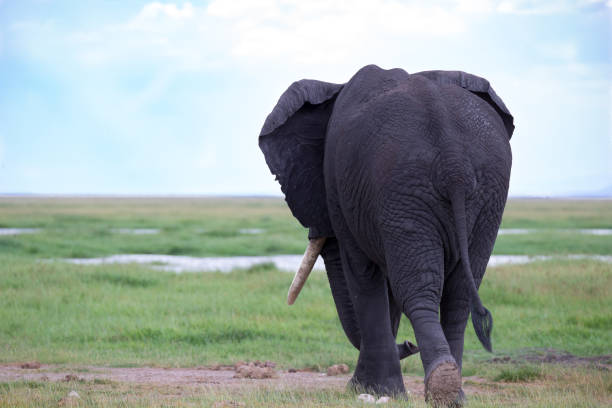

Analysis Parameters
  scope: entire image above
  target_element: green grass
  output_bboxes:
[501,199,612,229]
[0,256,610,370]
[0,197,304,258]
[493,365,542,382]
[0,197,611,407]
[493,230,612,255]
[0,197,610,258]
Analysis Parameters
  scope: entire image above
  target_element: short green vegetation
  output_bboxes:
[0,197,611,407]
[0,197,610,258]
[493,365,542,382]
[1,256,610,369]
[0,197,304,258]
[501,199,612,229]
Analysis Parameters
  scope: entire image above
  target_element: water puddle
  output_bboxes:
[487,254,612,266]
[64,254,325,273]
[0,228,40,235]
[497,229,531,235]
[576,229,612,236]
[497,228,612,235]
[62,253,612,273]
[110,228,160,235]
[238,228,265,235]
[3,228,610,236]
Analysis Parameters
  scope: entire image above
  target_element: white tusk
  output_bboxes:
[287,237,326,305]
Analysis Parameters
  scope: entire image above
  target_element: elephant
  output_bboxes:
[258,65,513,406]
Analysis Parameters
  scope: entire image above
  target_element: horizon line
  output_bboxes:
[1,193,611,200]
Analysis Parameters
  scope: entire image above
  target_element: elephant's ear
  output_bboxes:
[259,79,344,238]
[415,70,515,138]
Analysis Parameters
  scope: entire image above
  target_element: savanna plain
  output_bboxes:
[0,197,610,407]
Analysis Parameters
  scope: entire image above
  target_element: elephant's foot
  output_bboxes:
[424,357,461,407]
[451,389,466,407]
[347,346,406,397]
[347,376,407,399]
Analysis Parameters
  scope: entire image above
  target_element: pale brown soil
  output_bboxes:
[0,363,491,398]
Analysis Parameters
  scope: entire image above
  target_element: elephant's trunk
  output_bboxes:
[287,237,326,305]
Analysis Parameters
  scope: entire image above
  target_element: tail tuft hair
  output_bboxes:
[471,303,493,352]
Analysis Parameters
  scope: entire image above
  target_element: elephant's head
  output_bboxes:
[259,79,344,239]
[259,79,344,303]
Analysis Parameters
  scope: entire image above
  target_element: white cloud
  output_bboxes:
[201,0,466,65]
[496,0,609,14]
[207,0,466,64]
[454,0,496,13]
[207,0,279,18]
[4,3,213,70]
[9,1,609,72]
[126,1,194,31]
[7,1,473,74]
[142,2,194,19]
[14,0,606,74]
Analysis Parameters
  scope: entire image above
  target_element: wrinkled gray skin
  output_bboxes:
[259,65,513,402]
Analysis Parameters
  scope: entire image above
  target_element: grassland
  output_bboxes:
[0,197,304,258]
[0,197,611,407]
[0,197,610,258]
[0,257,610,367]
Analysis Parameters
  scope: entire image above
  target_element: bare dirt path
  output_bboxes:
[0,363,491,398]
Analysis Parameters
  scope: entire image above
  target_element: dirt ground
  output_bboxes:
[2,351,609,402]
[0,363,492,399]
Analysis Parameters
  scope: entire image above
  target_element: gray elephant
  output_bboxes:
[259,65,513,406]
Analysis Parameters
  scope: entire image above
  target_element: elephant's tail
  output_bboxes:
[451,188,493,352]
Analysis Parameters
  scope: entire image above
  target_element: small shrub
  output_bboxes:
[91,272,158,288]
[244,262,276,274]
[494,364,542,382]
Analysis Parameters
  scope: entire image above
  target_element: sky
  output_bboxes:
[0,0,610,197]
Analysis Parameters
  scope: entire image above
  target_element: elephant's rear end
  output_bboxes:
[324,67,512,264]
[259,64,514,405]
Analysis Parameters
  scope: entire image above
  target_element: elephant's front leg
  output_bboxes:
[337,238,406,397]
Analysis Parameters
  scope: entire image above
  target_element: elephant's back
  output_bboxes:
[329,66,511,191]
[327,68,452,194]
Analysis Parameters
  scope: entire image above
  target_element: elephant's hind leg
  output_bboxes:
[386,238,461,406]
[439,261,472,406]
